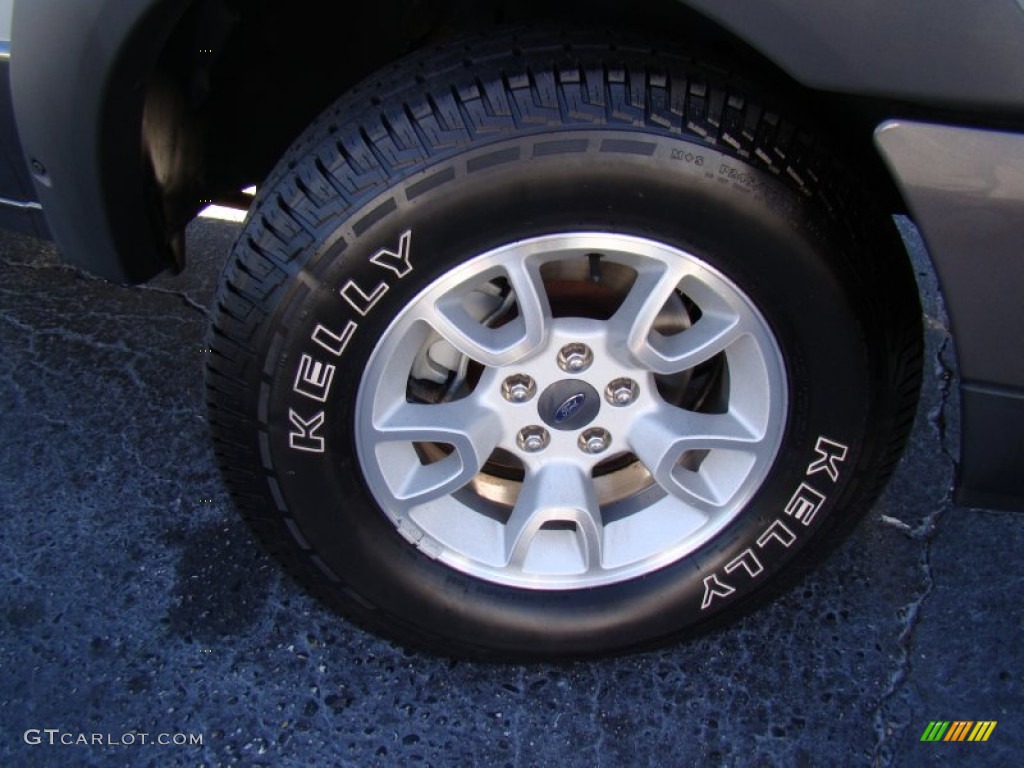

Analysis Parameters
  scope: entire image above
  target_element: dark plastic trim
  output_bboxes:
[11,0,190,282]
[957,383,1024,511]
[876,121,1024,512]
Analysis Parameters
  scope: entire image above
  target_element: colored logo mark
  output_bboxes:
[554,393,585,422]
[920,721,997,742]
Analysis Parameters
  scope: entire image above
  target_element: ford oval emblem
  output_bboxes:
[554,393,586,422]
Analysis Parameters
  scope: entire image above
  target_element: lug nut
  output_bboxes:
[578,427,611,455]
[517,425,550,453]
[557,343,593,373]
[501,374,537,403]
[605,377,639,406]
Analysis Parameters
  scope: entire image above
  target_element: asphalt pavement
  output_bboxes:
[0,217,1020,767]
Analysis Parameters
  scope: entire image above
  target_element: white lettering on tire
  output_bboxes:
[287,231,414,453]
[369,230,413,277]
[288,410,326,453]
[700,436,849,611]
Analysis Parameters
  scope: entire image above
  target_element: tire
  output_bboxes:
[206,30,922,659]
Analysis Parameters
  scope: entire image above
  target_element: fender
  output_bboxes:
[11,0,191,282]
[876,121,1024,511]
[684,0,1024,114]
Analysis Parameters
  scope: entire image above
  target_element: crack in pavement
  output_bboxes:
[0,259,80,276]
[870,335,958,767]
[0,311,149,390]
[134,283,211,319]
[0,253,211,320]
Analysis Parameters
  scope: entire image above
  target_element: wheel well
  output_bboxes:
[142,0,904,270]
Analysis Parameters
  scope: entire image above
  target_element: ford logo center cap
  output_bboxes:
[555,393,586,422]
[538,380,601,430]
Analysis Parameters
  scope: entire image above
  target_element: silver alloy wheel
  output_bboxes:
[355,233,787,589]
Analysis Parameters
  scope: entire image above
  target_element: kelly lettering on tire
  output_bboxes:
[286,230,413,453]
[700,436,849,611]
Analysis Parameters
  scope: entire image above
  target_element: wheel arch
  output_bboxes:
[14,0,904,283]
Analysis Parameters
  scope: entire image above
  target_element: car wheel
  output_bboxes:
[206,30,922,658]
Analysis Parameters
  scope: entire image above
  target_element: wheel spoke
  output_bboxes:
[631,406,762,508]
[613,269,748,374]
[504,254,550,340]
[645,311,744,374]
[504,462,603,573]
[424,258,549,367]
[609,258,688,360]
[371,400,500,509]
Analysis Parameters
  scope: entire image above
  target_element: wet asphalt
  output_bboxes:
[0,217,1020,767]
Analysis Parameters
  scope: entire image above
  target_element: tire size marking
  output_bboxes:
[718,163,757,187]
[286,231,414,453]
[700,436,849,611]
[670,148,705,166]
